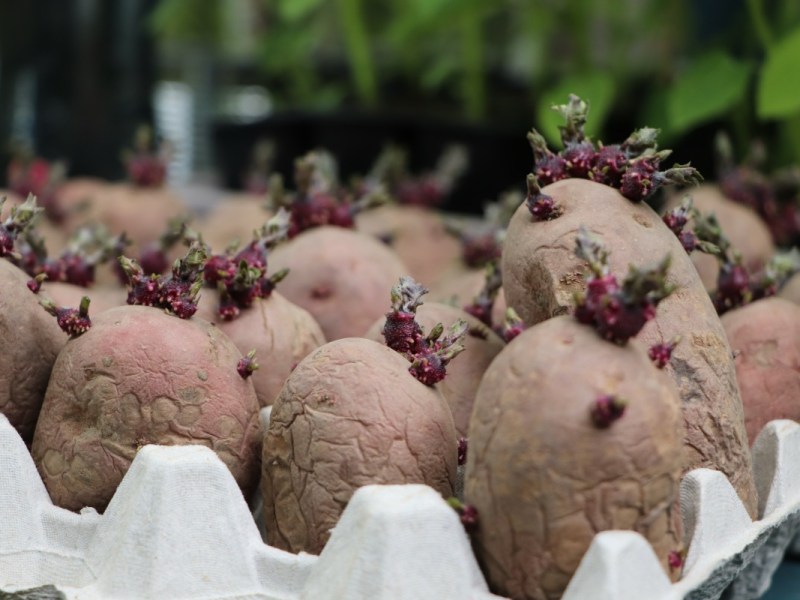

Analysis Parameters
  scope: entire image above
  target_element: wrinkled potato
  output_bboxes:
[721,297,800,444]
[429,267,508,328]
[262,337,457,554]
[204,291,327,407]
[664,185,774,291]
[269,226,408,341]
[355,205,462,289]
[502,178,757,517]
[197,193,273,253]
[32,306,261,512]
[466,316,684,600]
[82,183,187,253]
[0,260,64,442]
[365,301,504,437]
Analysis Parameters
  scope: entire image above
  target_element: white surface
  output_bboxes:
[3,414,800,599]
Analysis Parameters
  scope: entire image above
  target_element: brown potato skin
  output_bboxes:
[664,185,774,291]
[0,260,64,442]
[355,205,462,288]
[262,338,457,554]
[721,298,800,444]
[268,226,408,341]
[466,316,684,600]
[211,292,327,407]
[502,178,757,517]
[364,302,505,437]
[31,306,261,512]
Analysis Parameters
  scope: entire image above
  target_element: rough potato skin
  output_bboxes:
[0,260,64,442]
[268,226,408,341]
[355,205,462,288]
[664,185,774,291]
[429,268,508,328]
[364,302,505,437]
[262,338,457,554]
[502,178,758,517]
[466,316,684,600]
[31,306,261,512]
[721,298,800,444]
[215,292,327,407]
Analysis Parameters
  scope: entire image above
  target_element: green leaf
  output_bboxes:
[758,26,800,118]
[666,51,751,134]
[536,73,615,146]
[277,0,326,23]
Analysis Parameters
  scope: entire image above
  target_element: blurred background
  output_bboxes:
[1,0,800,212]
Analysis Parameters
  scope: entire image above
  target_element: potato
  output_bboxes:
[466,316,684,599]
[81,183,187,253]
[0,260,64,442]
[197,193,272,253]
[204,291,327,407]
[365,302,504,437]
[262,337,457,554]
[779,272,800,305]
[502,178,757,516]
[664,185,774,291]
[721,297,800,444]
[429,268,507,328]
[268,226,408,340]
[355,205,461,288]
[31,306,261,512]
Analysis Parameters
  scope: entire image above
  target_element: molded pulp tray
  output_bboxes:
[2,412,800,600]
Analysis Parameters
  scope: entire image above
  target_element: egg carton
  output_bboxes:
[2,413,800,600]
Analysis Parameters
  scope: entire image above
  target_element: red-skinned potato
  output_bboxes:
[0,260,64,442]
[365,301,504,437]
[268,226,408,340]
[31,305,261,512]
[355,204,461,288]
[262,337,457,554]
[664,185,774,291]
[466,316,684,599]
[503,178,757,517]
[429,268,507,328]
[197,193,273,253]
[82,183,187,253]
[721,297,800,444]
[198,291,327,407]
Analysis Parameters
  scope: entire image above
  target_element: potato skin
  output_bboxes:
[664,185,774,291]
[268,226,408,341]
[502,178,757,517]
[364,302,505,437]
[213,292,327,407]
[42,282,127,316]
[262,338,457,554]
[429,267,508,328]
[721,298,800,444]
[355,205,462,288]
[779,272,800,305]
[466,316,684,600]
[197,193,272,253]
[0,260,64,442]
[31,306,261,512]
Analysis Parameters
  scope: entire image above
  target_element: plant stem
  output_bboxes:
[461,5,485,121]
[337,0,378,108]
[745,0,775,53]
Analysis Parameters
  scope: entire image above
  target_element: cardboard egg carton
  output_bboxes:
[2,413,799,600]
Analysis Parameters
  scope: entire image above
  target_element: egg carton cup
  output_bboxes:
[2,414,800,600]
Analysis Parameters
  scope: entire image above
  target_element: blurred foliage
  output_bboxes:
[149,0,800,168]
